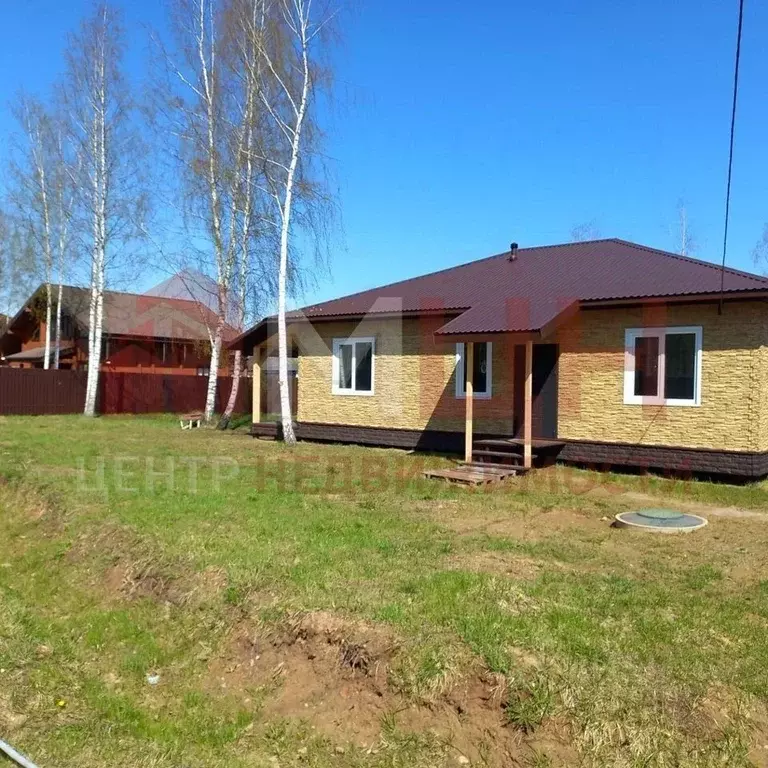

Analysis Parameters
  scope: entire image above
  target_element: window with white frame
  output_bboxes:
[332,337,375,395]
[455,342,492,398]
[624,326,702,406]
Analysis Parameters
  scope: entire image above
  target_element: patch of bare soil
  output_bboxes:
[747,698,768,768]
[103,559,227,607]
[206,611,578,767]
[0,693,28,733]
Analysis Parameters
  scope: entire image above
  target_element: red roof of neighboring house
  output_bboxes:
[232,239,768,346]
[3,285,237,343]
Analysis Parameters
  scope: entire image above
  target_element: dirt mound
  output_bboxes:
[207,611,578,766]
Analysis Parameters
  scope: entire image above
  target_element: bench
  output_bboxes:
[179,411,204,430]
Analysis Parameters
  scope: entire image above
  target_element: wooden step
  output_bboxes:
[473,438,521,449]
[472,449,523,465]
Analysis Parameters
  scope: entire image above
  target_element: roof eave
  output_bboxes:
[581,289,768,308]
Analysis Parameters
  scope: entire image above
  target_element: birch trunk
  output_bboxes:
[220,349,243,428]
[43,281,52,369]
[275,40,310,446]
[84,22,108,417]
[204,321,223,420]
[54,280,63,369]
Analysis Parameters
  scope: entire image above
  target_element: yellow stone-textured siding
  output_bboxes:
[557,302,767,452]
[288,301,768,452]
[293,316,517,434]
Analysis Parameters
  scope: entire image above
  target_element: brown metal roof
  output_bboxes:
[5,286,237,343]
[233,239,768,347]
[4,344,75,362]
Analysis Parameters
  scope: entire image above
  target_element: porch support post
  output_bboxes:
[523,340,533,469]
[252,345,262,424]
[464,341,474,463]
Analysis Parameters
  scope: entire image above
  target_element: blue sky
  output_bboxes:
[1,0,767,308]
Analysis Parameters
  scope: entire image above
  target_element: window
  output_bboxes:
[455,342,492,399]
[332,337,375,395]
[624,327,702,406]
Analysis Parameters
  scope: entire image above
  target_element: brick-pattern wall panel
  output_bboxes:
[294,317,516,434]
[759,342,768,452]
[556,302,766,452]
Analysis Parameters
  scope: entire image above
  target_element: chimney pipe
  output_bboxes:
[508,242,519,261]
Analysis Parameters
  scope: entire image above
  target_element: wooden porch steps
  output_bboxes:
[471,449,524,466]
[472,437,565,468]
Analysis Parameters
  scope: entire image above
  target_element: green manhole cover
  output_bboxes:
[636,508,684,520]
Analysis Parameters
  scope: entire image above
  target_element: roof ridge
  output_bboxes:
[610,238,768,283]
[58,283,219,307]
[300,239,634,311]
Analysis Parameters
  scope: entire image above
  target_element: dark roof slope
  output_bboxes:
[297,239,768,334]
[232,239,768,347]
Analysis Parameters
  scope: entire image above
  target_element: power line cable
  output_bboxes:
[719,0,746,314]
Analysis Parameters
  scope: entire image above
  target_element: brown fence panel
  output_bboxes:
[0,369,87,415]
[100,372,253,415]
[0,368,252,416]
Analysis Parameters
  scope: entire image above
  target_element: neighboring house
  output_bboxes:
[231,239,768,478]
[0,285,234,375]
[144,269,241,326]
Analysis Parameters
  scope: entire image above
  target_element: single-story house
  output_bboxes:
[231,238,768,478]
[1,285,235,375]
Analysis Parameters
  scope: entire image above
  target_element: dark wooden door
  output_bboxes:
[513,344,559,439]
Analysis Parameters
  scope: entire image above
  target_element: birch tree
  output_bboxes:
[8,97,56,368]
[62,4,145,415]
[8,100,81,370]
[153,0,275,422]
[672,199,696,256]
[251,0,337,445]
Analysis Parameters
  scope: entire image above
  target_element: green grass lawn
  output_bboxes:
[1,415,768,767]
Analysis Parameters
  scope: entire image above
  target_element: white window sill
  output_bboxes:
[623,397,700,407]
[455,393,492,400]
[332,388,375,397]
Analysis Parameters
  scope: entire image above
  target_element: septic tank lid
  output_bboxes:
[614,508,707,533]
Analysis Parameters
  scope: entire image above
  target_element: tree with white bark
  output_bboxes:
[250,0,337,445]
[151,0,268,421]
[61,3,146,415]
[6,97,80,370]
[672,199,696,257]
[152,0,334,427]
[8,97,56,369]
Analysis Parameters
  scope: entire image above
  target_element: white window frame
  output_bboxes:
[623,326,702,407]
[455,342,493,399]
[332,336,375,396]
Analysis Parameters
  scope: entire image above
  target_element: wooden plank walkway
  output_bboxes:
[423,463,520,486]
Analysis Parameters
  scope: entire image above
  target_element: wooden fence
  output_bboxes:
[0,368,251,416]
